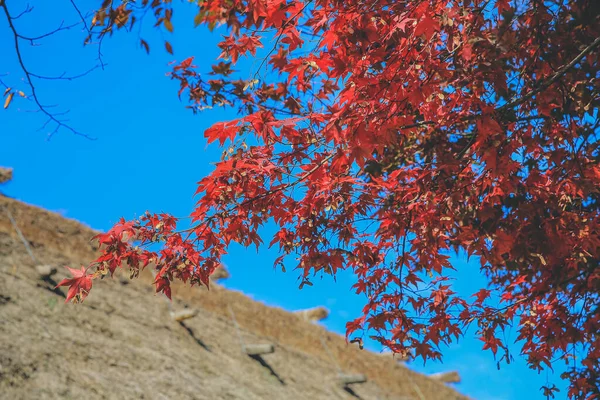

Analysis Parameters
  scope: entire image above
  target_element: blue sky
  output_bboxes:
[0,1,568,399]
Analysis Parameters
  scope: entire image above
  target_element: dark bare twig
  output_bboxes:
[17,18,89,42]
[29,65,100,81]
[69,0,90,33]
[71,0,106,69]
[11,3,32,19]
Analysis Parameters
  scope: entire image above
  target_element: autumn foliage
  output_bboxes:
[54,0,600,396]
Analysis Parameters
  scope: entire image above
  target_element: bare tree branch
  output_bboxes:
[71,0,106,69]
[69,0,90,33]
[1,0,98,139]
[12,4,33,19]
[17,18,87,42]
[28,66,100,81]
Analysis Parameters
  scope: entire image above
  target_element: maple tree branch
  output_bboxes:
[179,152,335,235]
[499,35,600,112]
[381,36,600,170]
[251,0,313,82]
[393,35,600,137]
[245,153,335,203]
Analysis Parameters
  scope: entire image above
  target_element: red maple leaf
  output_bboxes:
[55,266,93,303]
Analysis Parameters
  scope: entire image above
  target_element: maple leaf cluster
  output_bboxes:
[59,0,600,396]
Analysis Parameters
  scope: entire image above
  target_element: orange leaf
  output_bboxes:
[165,41,174,55]
[164,18,174,33]
[3,92,14,109]
[55,266,93,303]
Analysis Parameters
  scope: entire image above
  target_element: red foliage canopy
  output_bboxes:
[64,0,600,396]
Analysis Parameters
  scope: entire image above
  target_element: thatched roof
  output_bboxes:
[0,195,468,400]
[0,167,12,184]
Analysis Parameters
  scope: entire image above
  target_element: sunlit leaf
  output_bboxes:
[3,92,14,109]
[164,18,174,33]
[165,41,174,54]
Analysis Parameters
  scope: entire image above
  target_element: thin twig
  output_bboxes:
[11,3,32,19]
[17,19,84,42]
[252,0,314,82]
[69,0,90,34]
[29,65,99,81]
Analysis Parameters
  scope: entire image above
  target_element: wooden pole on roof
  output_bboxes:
[170,308,199,322]
[244,344,275,356]
[227,305,276,357]
[337,373,367,385]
